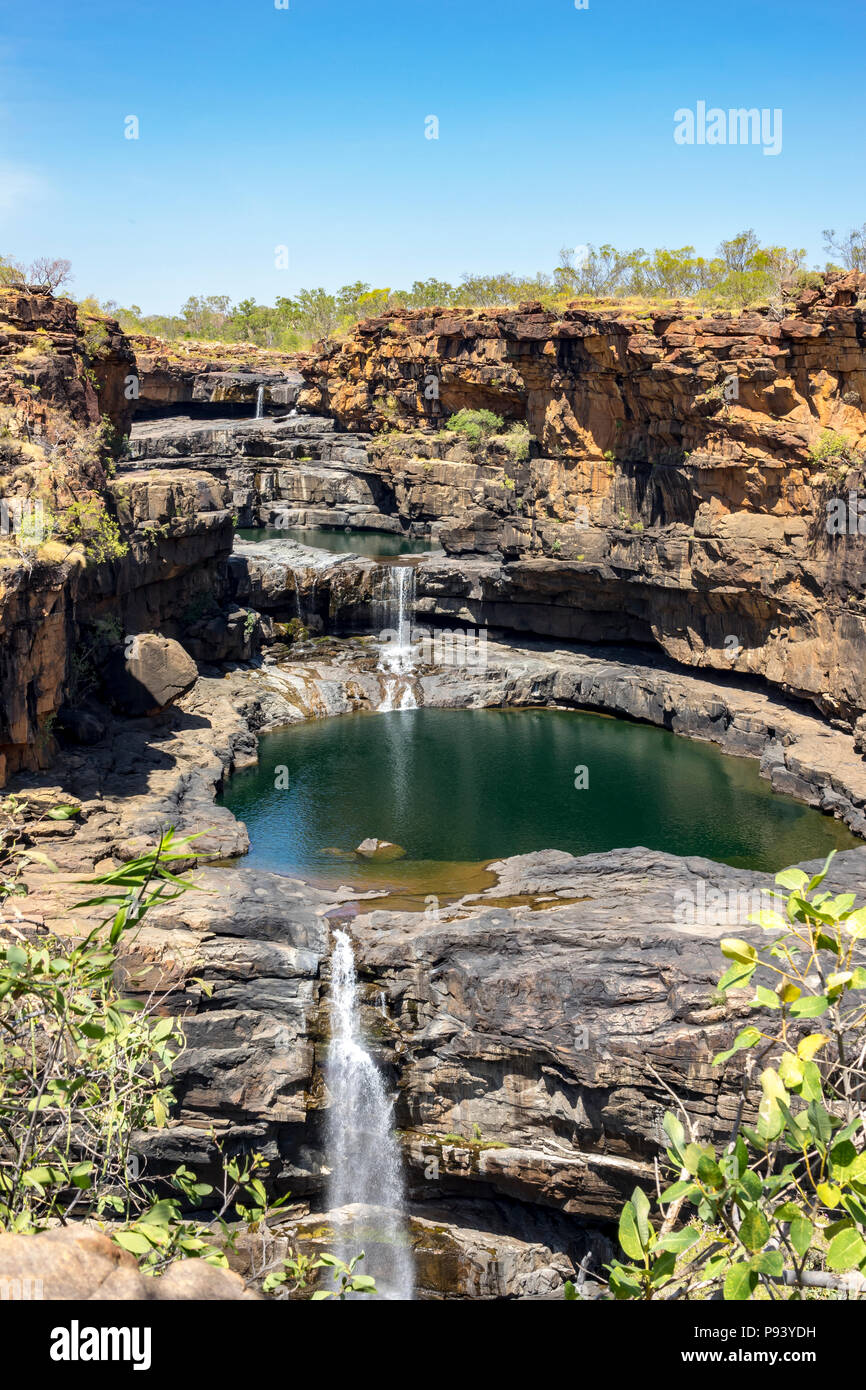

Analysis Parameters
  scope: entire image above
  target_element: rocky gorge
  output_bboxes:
[2,276,866,1298]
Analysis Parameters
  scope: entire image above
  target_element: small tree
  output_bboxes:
[823,225,866,274]
[0,256,26,288]
[28,257,73,294]
[576,852,866,1301]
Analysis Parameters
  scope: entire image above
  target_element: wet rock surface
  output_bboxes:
[228,1201,601,1300]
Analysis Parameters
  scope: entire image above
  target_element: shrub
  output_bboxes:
[445,408,504,445]
[82,320,110,359]
[791,270,825,294]
[0,256,26,288]
[62,497,128,563]
[498,422,532,461]
[0,826,198,1232]
[0,814,376,1296]
[808,429,860,467]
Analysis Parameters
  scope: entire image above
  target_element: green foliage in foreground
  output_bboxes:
[0,827,197,1232]
[568,851,866,1301]
[0,811,374,1298]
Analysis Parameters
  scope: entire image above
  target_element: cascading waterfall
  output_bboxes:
[325,929,414,1301]
[291,568,318,629]
[377,563,417,709]
[254,384,265,419]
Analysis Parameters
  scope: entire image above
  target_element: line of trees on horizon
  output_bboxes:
[2,226,864,352]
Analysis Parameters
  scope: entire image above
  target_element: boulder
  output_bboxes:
[154,1259,255,1300]
[106,634,198,715]
[0,1228,145,1301]
[0,1227,253,1301]
[355,838,406,861]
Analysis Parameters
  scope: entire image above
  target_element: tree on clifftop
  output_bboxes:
[823,224,866,273]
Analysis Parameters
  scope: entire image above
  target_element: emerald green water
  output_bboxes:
[218,707,858,888]
[236,526,433,557]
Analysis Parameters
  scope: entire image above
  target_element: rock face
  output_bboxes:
[300,275,866,452]
[0,289,137,782]
[227,537,381,632]
[73,469,261,681]
[126,413,403,533]
[0,287,135,444]
[89,469,237,634]
[287,277,866,721]
[130,334,303,413]
[0,556,79,783]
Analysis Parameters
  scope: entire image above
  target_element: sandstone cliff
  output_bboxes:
[0,290,138,778]
[0,295,251,780]
[295,275,866,720]
[131,334,303,413]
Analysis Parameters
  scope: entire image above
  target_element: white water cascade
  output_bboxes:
[254,384,265,419]
[325,930,414,1300]
[377,563,418,710]
[290,569,318,629]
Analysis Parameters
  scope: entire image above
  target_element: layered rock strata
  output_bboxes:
[126,413,412,534]
[289,277,866,720]
[130,334,303,414]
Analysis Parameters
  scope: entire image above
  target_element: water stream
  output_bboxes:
[254,384,265,419]
[325,929,414,1300]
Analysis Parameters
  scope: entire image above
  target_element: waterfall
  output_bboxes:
[325,930,414,1301]
[378,561,419,675]
[376,563,418,710]
[254,384,265,419]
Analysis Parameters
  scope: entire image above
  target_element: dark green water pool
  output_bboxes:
[236,526,433,557]
[217,707,858,889]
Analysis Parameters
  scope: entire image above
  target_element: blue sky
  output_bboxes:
[0,0,863,313]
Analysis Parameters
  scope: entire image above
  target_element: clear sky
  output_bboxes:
[1,0,863,313]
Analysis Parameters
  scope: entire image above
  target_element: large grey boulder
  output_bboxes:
[106,634,198,715]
